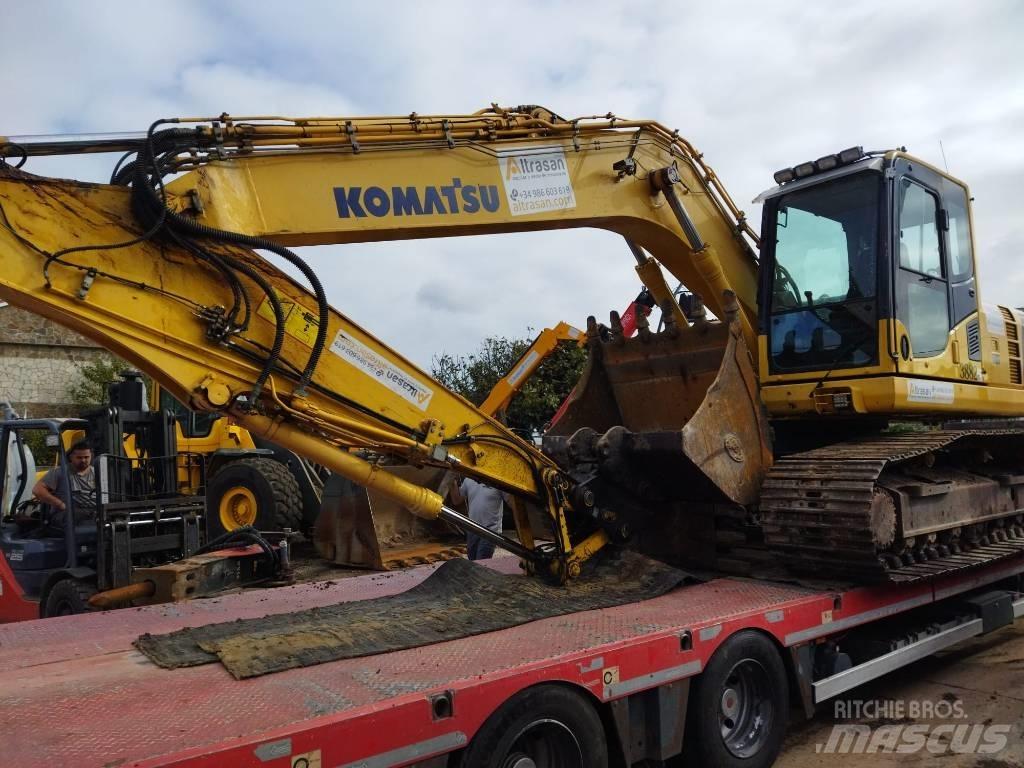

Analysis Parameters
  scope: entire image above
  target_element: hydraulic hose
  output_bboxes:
[128,138,330,397]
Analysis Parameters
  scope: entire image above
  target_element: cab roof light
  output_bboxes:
[837,145,864,164]
[773,168,796,184]
[815,154,839,172]
[794,161,816,178]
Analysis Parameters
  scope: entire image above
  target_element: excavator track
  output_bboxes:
[761,429,1024,583]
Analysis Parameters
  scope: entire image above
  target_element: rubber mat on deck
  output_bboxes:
[135,550,690,679]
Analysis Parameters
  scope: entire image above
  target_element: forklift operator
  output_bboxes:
[32,441,97,528]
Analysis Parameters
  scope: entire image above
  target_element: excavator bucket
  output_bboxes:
[313,465,466,570]
[544,296,772,567]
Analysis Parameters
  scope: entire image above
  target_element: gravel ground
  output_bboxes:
[776,621,1024,767]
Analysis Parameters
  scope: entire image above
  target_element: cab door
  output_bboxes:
[891,159,978,376]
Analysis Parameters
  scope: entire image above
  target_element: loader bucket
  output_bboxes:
[313,465,466,570]
[546,300,771,510]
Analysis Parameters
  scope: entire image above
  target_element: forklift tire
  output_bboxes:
[458,685,608,768]
[42,578,96,618]
[683,630,789,768]
[207,457,303,538]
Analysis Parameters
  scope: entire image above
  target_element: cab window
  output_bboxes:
[766,171,880,373]
[898,181,942,277]
[159,389,219,438]
[942,179,977,325]
[896,179,949,357]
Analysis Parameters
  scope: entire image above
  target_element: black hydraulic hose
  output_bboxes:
[128,156,285,400]
[167,229,248,333]
[195,525,278,566]
[175,215,329,395]
[128,147,330,396]
[40,123,193,283]
[197,524,254,552]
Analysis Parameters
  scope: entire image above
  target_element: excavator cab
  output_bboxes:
[755,148,984,419]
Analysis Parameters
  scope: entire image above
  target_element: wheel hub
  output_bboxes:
[719,659,773,759]
[721,687,740,721]
[503,718,583,768]
[219,486,258,529]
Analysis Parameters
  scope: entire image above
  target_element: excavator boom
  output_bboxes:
[0,108,765,580]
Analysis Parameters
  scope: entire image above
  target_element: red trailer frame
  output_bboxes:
[1,553,1022,768]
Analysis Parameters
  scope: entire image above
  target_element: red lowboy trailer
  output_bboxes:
[0,554,1021,768]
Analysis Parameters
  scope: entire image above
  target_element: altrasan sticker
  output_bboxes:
[329,331,434,410]
[497,146,576,216]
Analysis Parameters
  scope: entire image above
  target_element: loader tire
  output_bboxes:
[207,457,303,538]
[42,578,96,618]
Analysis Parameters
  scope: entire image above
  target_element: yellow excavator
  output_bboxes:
[1,106,1022,584]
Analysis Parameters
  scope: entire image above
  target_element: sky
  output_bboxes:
[3,0,1022,372]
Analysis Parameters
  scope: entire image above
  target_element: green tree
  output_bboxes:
[432,331,587,437]
[68,355,138,409]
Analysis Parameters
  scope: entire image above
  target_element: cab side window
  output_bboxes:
[897,179,950,358]
[943,180,977,325]
[899,182,942,276]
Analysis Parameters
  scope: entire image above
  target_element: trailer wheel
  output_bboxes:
[207,457,303,537]
[684,630,788,768]
[459,685,608,768]
[42,578,96,618]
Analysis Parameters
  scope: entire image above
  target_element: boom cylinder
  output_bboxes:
[238,413,444,521]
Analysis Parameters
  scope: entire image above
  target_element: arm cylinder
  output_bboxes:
[438,505,535,561]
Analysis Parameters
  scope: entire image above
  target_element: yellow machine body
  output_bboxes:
[1,110,1021,581]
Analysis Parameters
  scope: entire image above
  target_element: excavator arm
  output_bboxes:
[0,107,764,580]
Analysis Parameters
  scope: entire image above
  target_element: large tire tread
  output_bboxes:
[42,577,96,618]
[208,457,303,536]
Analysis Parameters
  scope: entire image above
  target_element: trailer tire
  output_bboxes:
[42,578,96,618]
[459,685,608,768]
[684,630,788,768]
[207,457,303,538]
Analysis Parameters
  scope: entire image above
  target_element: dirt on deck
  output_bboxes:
[778,621,1024,767]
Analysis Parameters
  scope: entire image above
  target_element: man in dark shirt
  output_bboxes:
[32,440,96,529]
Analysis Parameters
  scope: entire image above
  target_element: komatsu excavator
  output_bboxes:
[1,106,1022,585]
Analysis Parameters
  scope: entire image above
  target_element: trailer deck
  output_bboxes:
[1,553,1022,767]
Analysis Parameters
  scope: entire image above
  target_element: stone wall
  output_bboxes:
[0,305,97,347]
[0,306,106,417]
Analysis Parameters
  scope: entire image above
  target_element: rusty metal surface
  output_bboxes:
[761,429,1024,582]
[546,312,771,569]
[314,468,463,569]
[135,550,690,678]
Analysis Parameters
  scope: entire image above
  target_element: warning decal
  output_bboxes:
[257,297,319,347]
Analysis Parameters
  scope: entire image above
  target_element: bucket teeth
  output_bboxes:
[660,299,680,338]
[609,310,624,341]
[636,307,652,342]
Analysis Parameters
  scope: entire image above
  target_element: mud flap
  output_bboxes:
[135,550,690,679]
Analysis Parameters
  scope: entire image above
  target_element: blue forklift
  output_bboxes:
[0,375,279,620]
